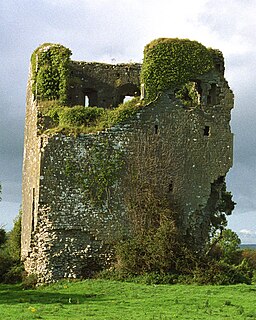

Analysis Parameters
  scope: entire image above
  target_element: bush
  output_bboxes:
[104,97,141,127]
[22,273,38,289]
[0,211,23,283]
[0,228,6,246]
[134,272,179,285]
[192,260,252,285]
[241,249,256,270]
[6,213,22,261]
[115,220,179,275]
[0,250,15,282]
[4,264,24,284]
[58,105,105,127]
[43,97,143,135]
[95,268,134,282]
[252,270,256,284]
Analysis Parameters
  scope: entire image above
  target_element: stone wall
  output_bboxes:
[67,61,141,108]
[22,43,234,282]
[21,67,41,259]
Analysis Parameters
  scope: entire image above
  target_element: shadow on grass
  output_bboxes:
[0,284,104,305]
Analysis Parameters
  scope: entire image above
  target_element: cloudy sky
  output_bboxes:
[0,0,256,243]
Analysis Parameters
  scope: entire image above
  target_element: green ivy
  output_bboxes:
[102,97,142,127]
[175,82,201,108]
[83,140,124,205]
[141,38,214,102]
[42,97,143,135]
[59,106,105,127]
[64,139,125,206]
[31,43,71,103]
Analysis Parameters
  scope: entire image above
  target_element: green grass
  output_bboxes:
[1,281,256,319]
[41,97,143,136]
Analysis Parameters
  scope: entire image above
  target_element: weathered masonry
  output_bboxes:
[22,39,234,282]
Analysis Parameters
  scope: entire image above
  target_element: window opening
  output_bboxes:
[31,188,35,232]
[84,95,89,107]
[40,137,43,149]
[215,63,221,72]
[204,126,210,136]
[154,124,159,134]
[207,83,217,105]
[83,89,98,107]
[140,83,145,100]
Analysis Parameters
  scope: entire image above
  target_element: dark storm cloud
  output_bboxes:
[200,1,256,232]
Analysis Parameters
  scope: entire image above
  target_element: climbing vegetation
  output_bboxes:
[98,137,252,285]
[174,81,201,108]
[65,139,125,206]
[31,43,72,103]
[39,96,143,135]
[141,38,214,102]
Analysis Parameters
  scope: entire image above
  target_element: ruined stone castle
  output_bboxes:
[21,39,234,283]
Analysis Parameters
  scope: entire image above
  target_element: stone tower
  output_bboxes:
[21,39,234,283]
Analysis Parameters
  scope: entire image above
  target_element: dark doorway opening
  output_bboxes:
[83,89,98,107]
[117,83,140,106]
[207,84,217,105]
[204,126,210,136]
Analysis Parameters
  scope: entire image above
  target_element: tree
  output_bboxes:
[209,228,241,264]
[0,183,6,246]
[6,210,22,261]
[218,229,241,262]
[0,229,6,246]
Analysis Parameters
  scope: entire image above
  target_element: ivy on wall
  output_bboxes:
[141,38,214,102]
[65,139,125,206]
[31,43,72,103]
[40,97,143,135]
[84,140,124,205]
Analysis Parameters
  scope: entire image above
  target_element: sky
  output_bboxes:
[0,0,256,243]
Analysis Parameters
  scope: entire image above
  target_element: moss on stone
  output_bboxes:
[31,43,72,104]
[42,97,143,136]
[141,38,214,102]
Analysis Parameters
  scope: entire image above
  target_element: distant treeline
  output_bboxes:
[240,244,256,250]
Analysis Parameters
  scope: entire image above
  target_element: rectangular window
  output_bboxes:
[84,95,89,107]
[168,181,173,192]
[31,188,35,232]
[204,126,210,136]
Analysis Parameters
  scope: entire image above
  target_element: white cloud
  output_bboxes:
[239,229,256,236]
[237,229,256,244]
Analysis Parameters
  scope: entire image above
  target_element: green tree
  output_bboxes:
[210,229,241,264]
[0,229,6,246]
[6,210,22,261]
[0,183,6,246]
[0,209,23,283]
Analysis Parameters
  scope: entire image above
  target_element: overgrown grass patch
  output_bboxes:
[0,280,256,319]
[41,96,143,135]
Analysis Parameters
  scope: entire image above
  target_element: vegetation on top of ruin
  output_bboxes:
[141,38,215,102]
[39,97,144,135]
[31,43,72,104]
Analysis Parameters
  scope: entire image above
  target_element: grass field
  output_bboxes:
[0,280,256,319]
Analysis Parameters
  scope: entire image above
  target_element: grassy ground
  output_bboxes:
[0,280,256,319]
